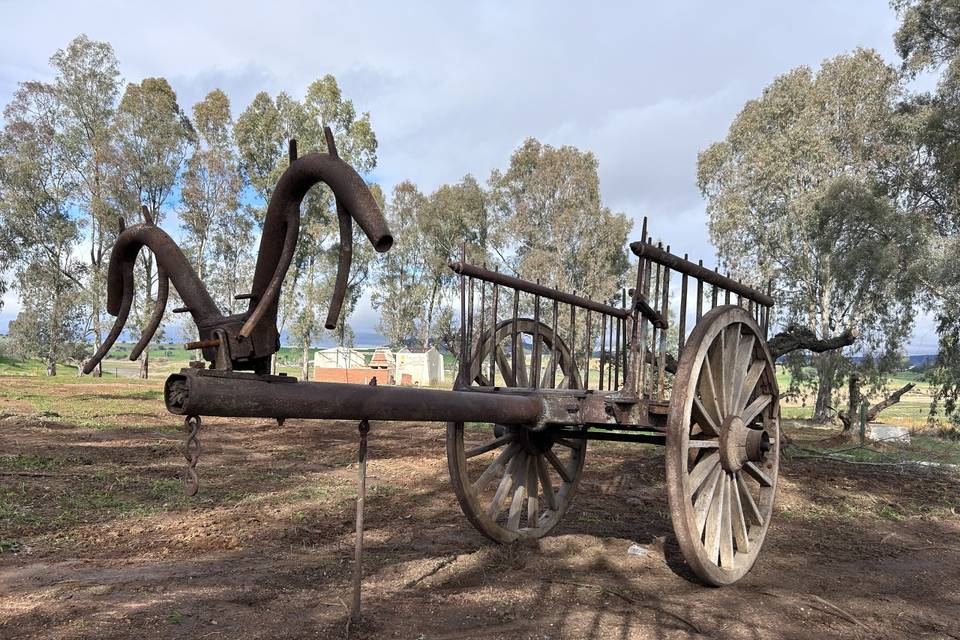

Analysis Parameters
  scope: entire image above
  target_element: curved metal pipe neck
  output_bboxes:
[247,152,391,332]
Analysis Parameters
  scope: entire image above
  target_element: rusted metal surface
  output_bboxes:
[630,240,774,308]
[449,261,634,321]
[165,369,546,424]
[83,127,390,376]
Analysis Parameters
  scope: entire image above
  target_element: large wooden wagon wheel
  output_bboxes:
[447,318,586,543]
[666,305,780,585]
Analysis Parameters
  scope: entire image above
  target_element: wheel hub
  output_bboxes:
[719,415,770,471]
[512,426,557,455]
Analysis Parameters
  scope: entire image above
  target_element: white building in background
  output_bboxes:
[395,346,445,386]
[314,346,366,370]
[369,347,395,370]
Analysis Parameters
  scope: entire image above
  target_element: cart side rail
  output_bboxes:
[449,260,634,394]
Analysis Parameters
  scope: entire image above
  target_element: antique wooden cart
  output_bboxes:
[85,131,779,586]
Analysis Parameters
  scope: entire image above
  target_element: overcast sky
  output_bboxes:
[0,0,940,352]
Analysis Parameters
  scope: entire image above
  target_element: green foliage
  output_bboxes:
[0,71,90,374]
[489,138,630,301]
[893,2,960,423]
[180,89,251,320]
[698,48,922,419]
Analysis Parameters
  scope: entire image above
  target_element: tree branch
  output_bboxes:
[838,383,916,430]
[767,327,859,359]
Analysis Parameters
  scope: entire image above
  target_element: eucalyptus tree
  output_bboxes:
[49,35,121,376]
[108,77,194,378]
[180,89,248,316]
[373,181,429,346]
[488,138,630,302]
[697,49,922,421]
[0,80,85,375]
[893,0,960,420]
[235,75,378,375]
[420,174,493,346]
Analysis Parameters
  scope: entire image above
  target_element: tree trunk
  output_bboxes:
[424,281,439,347]
[139,349,149,379]
[91,317,103,377]
[843,374,860,434]
[839,383,916,430]
[46,358,56,377]
[812,353,835,423]
[271,353,278,375]
[301,342,310,381]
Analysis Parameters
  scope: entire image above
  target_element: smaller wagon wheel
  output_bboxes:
[447,319,586,543]
[666,305,779,585]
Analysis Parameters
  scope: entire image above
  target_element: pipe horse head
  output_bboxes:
[83,127,392,376]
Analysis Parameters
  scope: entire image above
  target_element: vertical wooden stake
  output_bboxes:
[351,415,371,625]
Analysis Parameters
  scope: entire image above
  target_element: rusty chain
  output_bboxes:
[182,414,201,496]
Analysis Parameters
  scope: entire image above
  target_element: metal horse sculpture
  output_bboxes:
[84,130,392,377]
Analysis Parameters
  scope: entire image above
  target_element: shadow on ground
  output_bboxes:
[1,401,959,639]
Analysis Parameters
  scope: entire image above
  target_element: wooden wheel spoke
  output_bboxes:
[507,454,528,529]
[731,333,755,408]
[515,337,530,387]
[743,461,773,487]
[541,350,556,388]
[526,455,539,524]
[694,464,723,535]
[536,455,558,510]
[700,357,725,425]
[495,345,516,387]
[719,472,734,567]
[721,326,740,415]
[472,442,520,492]
[487,454,520,517]
[709,329,727,415]
[530,336,544,389]
[742,394,772,426]
[554,437,579,449]
[545,448,573,483]
[704,471,726,563]
[688,436,720,449]
[693,396,720,436]
[738,361,765,414]
[688,450,720,493]
[465,434,512,459]
[736,471,763,526]
[729,472,750,553]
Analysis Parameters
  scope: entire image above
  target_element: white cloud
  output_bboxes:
[3,0,934,351]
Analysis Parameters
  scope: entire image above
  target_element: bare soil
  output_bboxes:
[1,390,960,639]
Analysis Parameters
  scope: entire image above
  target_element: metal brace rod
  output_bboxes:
[351,415,371,625]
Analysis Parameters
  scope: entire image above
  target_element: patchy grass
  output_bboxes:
[777,365,938,429]
[783,418,960,466]
[0,356,50,376]
[0,376,170,429]
[0,453,61,471]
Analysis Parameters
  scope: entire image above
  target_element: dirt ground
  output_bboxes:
[1,386,960,640]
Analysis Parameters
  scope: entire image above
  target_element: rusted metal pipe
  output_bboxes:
[107,224,220,321]
[244,151,392,339]
[322,127,355,331]
[630,241,774,307]
[165,372,545,424]
[449,261,631,320]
